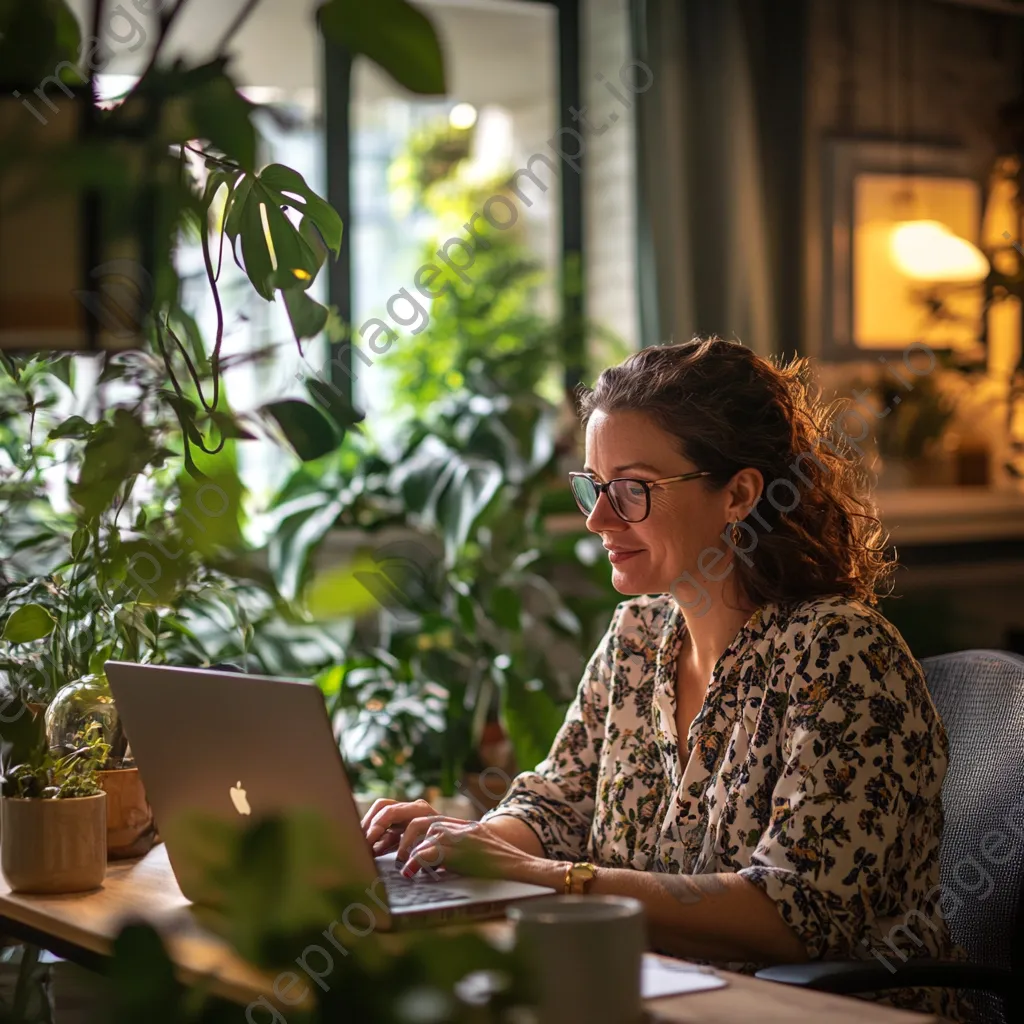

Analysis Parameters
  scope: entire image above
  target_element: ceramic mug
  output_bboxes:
[508,894,646,1024]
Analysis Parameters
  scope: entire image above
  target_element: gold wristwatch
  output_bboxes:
[564,861,598,895]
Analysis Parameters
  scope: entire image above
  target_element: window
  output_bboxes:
[345,0,562,426]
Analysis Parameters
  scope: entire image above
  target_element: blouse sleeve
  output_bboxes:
[736,613,947,960]
[481,604,622,861]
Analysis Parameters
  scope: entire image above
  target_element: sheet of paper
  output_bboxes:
[641,955,728,999]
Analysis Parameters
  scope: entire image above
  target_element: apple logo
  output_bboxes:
[229,781,251,816]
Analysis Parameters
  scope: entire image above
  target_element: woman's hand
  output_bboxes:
[360,798,557,885]
[361,798,465,856]
[398,817,556,885]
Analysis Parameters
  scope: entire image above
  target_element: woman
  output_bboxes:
[362,338,961,1019]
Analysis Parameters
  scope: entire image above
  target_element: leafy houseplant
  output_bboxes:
[266,119,625,802]
[2,721,109,799]
[869,363,959,488]
[0,722,109,894]
[44,670,162,858]
[57,812,536,1024]
[0,0,448,756]
[875,371,957,464]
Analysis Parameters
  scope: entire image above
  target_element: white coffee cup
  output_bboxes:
[508,894,646,1024]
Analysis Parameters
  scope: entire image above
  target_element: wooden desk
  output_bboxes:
[0,844,937,1023]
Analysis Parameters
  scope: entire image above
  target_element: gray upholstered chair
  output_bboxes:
[756,649,1024,1024]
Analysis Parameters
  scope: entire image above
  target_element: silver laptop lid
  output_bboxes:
[104,661,385,920]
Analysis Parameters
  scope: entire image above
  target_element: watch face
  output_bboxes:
[570,863,596,891]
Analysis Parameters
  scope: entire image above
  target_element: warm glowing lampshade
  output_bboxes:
[888,219,990,282]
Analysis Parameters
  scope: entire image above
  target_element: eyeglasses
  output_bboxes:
[568,470,712,523]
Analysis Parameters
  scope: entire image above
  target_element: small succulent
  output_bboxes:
[1,722,109,799]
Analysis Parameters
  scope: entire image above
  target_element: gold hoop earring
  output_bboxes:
[730,520,742,545]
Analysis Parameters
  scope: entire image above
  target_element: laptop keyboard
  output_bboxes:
[379,863,467,907]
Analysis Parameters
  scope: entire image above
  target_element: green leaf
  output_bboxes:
[223,174,252,245]
[158,390,205,447]
[129,59,256,171]
[162,811,360,967]
[52,0,82,67]
[46,353,75,388]
[0,0,82,84]
[258,165,343,256]
[282,286,329,343]
[268,491,347,601]
[70,527,89,559]
[390,435,455,513]
[305,374,365,434]
[238,189,276,299]
[300,214,330,265]
[88,642,114,678]
[177,461,245,558]
[166,306,211,376]
[49,415,93,440]
[434,458,503,558]
[68,409,156,522]
[457,592,476,633]
[318,0,446,96]
[107,923,183,1024]
[0,689,47,771]
[261,400,338,462]
[222,165,342,302]
[350,539,440,616]
[500,674,565,775]
[490,586,521,631]
[119,539,186,605]
[210,410,256,441]
[188,71,256,170]
[306,556,383,620]
[0,350,21,382]
[2,604,56,644]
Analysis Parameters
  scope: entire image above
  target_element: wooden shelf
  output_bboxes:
[876,487,1024,545]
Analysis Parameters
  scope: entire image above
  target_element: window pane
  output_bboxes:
[349,0,560,428]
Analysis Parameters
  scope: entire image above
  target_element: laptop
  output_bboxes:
[104,662,555,928]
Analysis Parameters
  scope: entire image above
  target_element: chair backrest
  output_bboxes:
[921,649,1024,1024]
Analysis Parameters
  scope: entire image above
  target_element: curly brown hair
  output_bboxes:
[576,336,895,607]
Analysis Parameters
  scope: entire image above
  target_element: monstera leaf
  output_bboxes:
[218,164,343,344]
[389,436,504,561]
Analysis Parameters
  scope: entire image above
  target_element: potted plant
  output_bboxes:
[0,0,452,866]
[45,671,160,859]
[0,721,109,894]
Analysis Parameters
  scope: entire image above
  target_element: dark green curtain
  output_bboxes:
[629,0,807,357]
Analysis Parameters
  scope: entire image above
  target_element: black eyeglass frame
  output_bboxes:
[568,470,713,523]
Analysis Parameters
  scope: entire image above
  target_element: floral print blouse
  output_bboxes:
[483,594,963,1020]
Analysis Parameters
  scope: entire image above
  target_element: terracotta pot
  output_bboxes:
[97,768,158,860]
[0,793,106,894]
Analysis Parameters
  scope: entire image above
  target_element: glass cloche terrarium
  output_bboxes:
[44,672,130,767]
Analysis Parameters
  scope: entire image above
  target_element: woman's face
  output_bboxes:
[582,409,743,599]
